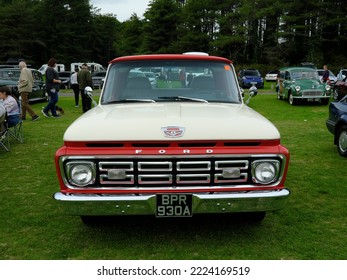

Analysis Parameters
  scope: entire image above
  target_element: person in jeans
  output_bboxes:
[42,58,62,118]
[77,63,93,113]
[18,61,39,121]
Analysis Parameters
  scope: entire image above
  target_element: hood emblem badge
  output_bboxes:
[161,126,185,138]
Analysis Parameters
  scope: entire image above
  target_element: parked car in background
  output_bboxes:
[300,62,316,69]
[143,71,157,88]
[38,63,65,75]
[317,69,337,85]
[276,67,332,105]
[0,68,46,102]
[238,69,264,88]
[336,69,347,80]
[265,70,278,82]
[58,71,71,89]
[92,71,106,89]
[326,95,347,157]
[332,73,347,101]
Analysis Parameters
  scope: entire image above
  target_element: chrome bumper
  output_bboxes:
[54,189,290,216]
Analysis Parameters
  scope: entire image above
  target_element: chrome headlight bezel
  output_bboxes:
[295,85,301,92]
[65,161,96,187]
[251,160,281,184]
[325,84,331,91]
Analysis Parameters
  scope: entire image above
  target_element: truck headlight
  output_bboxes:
[252,160,280,184]
[325,84,331,91]
[66,161,96,187]
[295,86,301,92]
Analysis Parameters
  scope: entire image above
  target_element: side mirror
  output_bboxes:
[84,86,98,107]
[246,82,258,104]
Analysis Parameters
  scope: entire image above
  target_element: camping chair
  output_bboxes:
[7,97,23,143]
[0,110,10,152]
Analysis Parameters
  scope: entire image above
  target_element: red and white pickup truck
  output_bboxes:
[54,53,290,223]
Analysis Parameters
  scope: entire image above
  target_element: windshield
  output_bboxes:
[244,70,260,76]
[0,69,20,80]
[101,60,241,104]
[291,70,319,80]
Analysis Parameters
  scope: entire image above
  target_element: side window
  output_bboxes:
[285,71,290,80]
[278,71,285,79]
[33,72,41,81]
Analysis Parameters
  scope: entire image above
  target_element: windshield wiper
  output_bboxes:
[158,96,208,103]
[105,99,156,104]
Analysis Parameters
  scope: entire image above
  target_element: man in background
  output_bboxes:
[77,63,93,113]
[18,61,39,121]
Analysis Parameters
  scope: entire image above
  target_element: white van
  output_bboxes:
[38,64,65,75]
[70,62,105,73]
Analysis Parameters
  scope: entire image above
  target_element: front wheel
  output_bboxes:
[333,88,340,100]
[337,126,347,157]
[241,211,266,222]
[321,98,329,105]
[288,93,297,105]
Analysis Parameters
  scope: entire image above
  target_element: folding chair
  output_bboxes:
[0,110,10,152]
[7,97,23,143]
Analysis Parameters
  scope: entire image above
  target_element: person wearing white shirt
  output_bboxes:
[0,86,20,127]
[70,67,79,107]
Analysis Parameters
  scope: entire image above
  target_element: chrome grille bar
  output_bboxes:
[97,158,252,187]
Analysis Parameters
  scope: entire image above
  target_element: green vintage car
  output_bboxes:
[276,67,331,105]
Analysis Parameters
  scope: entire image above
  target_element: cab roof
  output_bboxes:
[109,54,232,64]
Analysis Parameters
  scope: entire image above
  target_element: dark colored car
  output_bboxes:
[92,70,106,89]
[0,68,46,102]
[332,69,347,101]
[238,69,264,89]
[58,71,71,89]
[326,95,347,156]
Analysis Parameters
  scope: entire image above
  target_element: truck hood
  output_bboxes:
[64,103,280,141]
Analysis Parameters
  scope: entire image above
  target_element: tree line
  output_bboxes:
[0,0,346,73]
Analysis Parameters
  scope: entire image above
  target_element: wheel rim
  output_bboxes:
[333,89,339,100]
[289,94,293,104]
[338,130,347,153]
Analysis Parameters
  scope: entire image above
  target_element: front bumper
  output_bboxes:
[54,189,290,216]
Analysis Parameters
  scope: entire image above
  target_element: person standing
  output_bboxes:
[18,61,39,121]
[77,63,93,113]
[70,67,79,107]
[322,65,330,83]
[42,58,62,118]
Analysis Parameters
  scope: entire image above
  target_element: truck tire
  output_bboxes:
[242,211,266,222]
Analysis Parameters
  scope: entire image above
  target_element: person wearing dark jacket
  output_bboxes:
[77,63,93,113]
[322,65,330,83]
[42,58,62,118]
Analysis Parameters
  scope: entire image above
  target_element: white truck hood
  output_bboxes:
[63,103,280,141]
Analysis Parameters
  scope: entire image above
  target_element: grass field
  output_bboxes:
[0,85,346,260]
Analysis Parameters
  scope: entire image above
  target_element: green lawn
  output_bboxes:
[0,87,346,260]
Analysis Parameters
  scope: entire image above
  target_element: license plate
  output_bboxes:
[156,194,192,217]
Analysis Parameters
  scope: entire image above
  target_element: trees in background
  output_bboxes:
[0,0,346,70]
